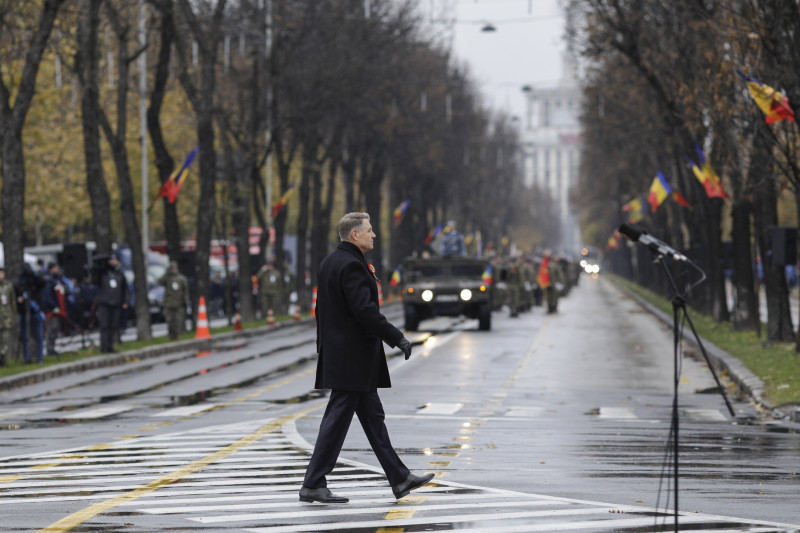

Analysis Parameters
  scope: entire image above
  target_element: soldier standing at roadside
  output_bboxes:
[159,261,189,340]
[257,261,281,319]
[0,265,18,366]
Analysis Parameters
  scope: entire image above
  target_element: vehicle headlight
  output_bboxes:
[460,289,472,301]
[421,290,434,302]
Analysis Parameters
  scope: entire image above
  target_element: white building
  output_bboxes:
[521,51,582,252]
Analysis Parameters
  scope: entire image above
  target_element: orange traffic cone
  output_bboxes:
[266,308,276,326]
[195,296,211,339]
[233,312,242,331]
[311,286,317,317]
[377,281,384,306]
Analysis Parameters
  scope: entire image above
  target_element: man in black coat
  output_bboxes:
[299,212,434,504]
[95,253,129,353]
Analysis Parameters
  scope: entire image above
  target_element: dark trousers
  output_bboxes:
[97,304,121,352]
[303,390,409,489]
[19,313,44,363]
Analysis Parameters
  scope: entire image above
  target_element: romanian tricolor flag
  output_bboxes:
[271,183,295,218]
[647,171,688,212]
[389,265,402,288]
[536,255,551,289]
[155,145,199,204]
[621,197,646,223]
[393,199,411,227]
[424,223,442,245]
[647,171,671,212]
[481,264,493,284]
[687,144,728,200]
[737,69,795,124]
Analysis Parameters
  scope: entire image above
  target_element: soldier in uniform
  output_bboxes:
[0,265,18,365]
[257,261,281,319]
[520,258,535,311]
[506,257,523,317]
[538,251,560,314]
[95,253,129,353]
[159,261,189,340]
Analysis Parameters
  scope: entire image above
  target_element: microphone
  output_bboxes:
[618,223,689,262]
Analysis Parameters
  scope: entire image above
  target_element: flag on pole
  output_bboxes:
[672,190,690,208]
[393,199,411,227]
[736,69,795,124]
[647,171,688,212]
[155,145,200,204]
[687,144,728,199]
[481,264,493,284]
[271,183,295,218]
[425,223,442,245]
[389,265,402,288]
[621,197,646,223]
[647,171,671,212]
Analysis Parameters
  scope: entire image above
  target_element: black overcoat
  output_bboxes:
[314,241,404,391]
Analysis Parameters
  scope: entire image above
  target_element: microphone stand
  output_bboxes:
[650,250,735,532]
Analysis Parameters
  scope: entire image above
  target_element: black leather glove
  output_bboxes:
[397,338,412,360]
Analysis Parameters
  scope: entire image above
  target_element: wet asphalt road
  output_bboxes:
[0,275,798,532]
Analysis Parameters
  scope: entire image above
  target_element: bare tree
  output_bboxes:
[0,0,66,279]
[97,1,152,340]
[173,0,227,309]
[75,0,113,256]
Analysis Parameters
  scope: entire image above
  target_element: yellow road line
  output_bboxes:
[8,368,318,487]
[39,401,325,533]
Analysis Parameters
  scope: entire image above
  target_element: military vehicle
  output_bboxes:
[401,256,493,331]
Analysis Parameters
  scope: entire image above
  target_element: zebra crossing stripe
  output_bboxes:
[37,400,326,533]
[151,497,560,518]
[195,503,608,525]
[239,507,637,532]
[133,491,532,513]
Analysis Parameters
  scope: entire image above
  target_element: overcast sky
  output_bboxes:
[422,0,567,120]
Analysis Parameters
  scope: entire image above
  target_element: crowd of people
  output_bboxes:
[0,254,133,365]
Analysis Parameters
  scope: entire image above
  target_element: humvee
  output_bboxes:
[401,256,493,331]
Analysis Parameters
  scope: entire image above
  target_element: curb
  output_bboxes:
[0,316,315,393]
[610,278,771,413]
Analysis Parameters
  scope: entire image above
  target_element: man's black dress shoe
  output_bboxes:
[392,472,435,499]
[298,486,349,503]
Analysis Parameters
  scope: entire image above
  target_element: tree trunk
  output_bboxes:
[706,198,730,322]
[295,143,314,312]
[100,5,151,340]
[224,136,254,322]
[147,0,180,261]
[310,157,336,288]
[77,0,113,256]
[0,0,64,280]
[751,126,793,341]
[271,128,296,277]
[362,151,386,282]
[174,0,227,312]
[731,198,758,330]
